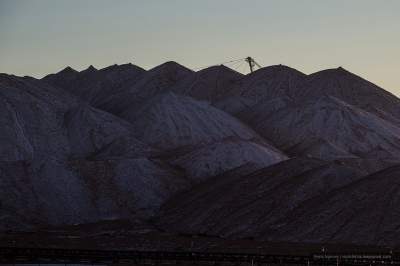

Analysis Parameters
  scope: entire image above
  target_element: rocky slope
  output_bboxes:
[264,164,400,246]
[43,64,146,108]
[96,61,193,115]
[166,137,287,182]
[0,74,152,161]
[0,157,189,230]
[238,95,400,159]
[300,67,400,122]
[2,60,400,248]
[215,65,307,114]
[121,92,263,149]
[120,92,288,180]
[217,66,400,124]
[158,158,397,243]
[171,65,243,102]
[0,74,188,230]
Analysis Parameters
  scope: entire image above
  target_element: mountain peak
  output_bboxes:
[58,66,78,75]
[150,61,192,73]
[199,64,243,76]
[99,63,145,74]
[82,65,97,73]
[248,64,306,78]
[310,66,354,79]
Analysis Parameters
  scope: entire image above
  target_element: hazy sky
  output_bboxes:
[1,0,399,94]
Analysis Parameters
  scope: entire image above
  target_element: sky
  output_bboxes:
[0,0,399,95]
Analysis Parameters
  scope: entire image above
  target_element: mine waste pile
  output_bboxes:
[1,61,400,250]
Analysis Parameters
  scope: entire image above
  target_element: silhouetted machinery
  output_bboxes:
[245,56,262,73]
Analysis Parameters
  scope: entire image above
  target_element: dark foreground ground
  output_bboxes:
[1,220,396,254]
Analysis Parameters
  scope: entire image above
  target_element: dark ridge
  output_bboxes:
[197,64,244,76]
[306,66,400,105]
[99,63,146,73]
[101,64,118,70]
[81,65,98,73]
[58,66,78,74]
[250,64,306,76]
[149,61,193,73]
[308,66,356,79]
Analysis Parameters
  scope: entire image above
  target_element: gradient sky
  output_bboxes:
[1,0,399,95]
